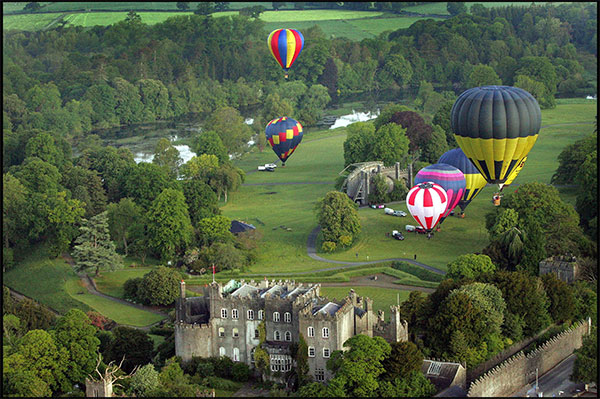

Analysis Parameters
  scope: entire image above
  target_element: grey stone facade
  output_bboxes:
[539,255,580,283]
[175,280,408,383]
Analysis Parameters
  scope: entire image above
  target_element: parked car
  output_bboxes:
[393,210,407,217]
[415,226,427,234]
[257,165,275,172]
[405,225,416,232]
[371,204,385,209]
[392,230,405,240]
[265,163,277,169]
[384,207,394,214]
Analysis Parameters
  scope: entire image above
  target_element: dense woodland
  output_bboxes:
[2,2,598,397]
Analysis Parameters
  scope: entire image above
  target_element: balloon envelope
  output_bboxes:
[406,182,448,233]
[414,163,465,224]
[438,148,487,213]
[267,29,304,71]
[265,117,303,165]
[450,85,541,185]
[501,156,527,189]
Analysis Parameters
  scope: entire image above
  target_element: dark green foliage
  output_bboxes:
[551,133,596,185]
[447,2,467,15]
[540,273,576,323]
[446,254,496,280]
[3,287,57,332]
[571,280,597,325]
[502,311,524,342]
[571,327,597,384]
[137,266,181,306]
[574,150,597,239]
[123,277,143,301]
[107,326,154,373]
[377,370,436,397]
[382,341,424,380]
[368,174,390,204]
[388,178,409,202]
[182,179,221,226]
[231,362,250,382]
[391,261,444,282]
[193,130,228,165]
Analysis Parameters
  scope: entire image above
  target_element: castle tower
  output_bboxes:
[85,379,112,397]
[180,279,186,299]
[390,305,409,342]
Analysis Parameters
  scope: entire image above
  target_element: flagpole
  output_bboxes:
[212,264,215,284]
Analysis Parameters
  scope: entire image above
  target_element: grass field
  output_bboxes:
[3,245,91,314]
[64,278,165,327]
[319,286,413,315]
[2,12,61,30]
[402,2,564,15]
[94,267,156,298]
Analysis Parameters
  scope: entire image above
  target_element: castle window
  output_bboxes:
[219,347,226,357]
[233,347,240,362]
[250,348,256,363]
[274,330,281,341]
[273,312,280,322]
[270,355,292,372]
[254,329,259,339]
[323,348,330,358]
[315,368,325,382]
[232,309,238,319]
[285,331,292,341]
[258,310,264,320]
[218,327,225,337]
[221,308,227,318]
[322,327,330,338]
[284,312,291,323]
[233,328,239,338]
[308,346,315,357]
[308,326,314,337]
[247,309,254,320]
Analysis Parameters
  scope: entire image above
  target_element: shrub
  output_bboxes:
[210,356,234,379]
[338,235,352,247]
[322,241,337,252]
[86,311,111,330]
[123,277,142,301]
[196,361,215,378]
[204,376,239,390]
[391,261,445,282]
[231,362,251,382]
[137,266,180,306]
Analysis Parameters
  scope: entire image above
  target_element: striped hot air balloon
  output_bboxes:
[414,163,465,227]
[500,156,527,190]
[265,117,303,166]
[450,85,541,186]
[406,182,448,238]
[267,29,304,78]
[438,148,488,216]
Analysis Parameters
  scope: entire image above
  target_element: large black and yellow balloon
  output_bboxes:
[450,86,541,185]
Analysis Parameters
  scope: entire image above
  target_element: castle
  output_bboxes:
[174,279,408,383]
[538,254,580,283]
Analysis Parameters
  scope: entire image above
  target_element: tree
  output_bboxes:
[214,2,229,12]
[4,329,69,394]
[146,188,193,261]
[516,56,558,108]
[421,124,449,163]
[193,130,228,165]
[111,77,144,125]
[272,2,286,10]
[207,106,253,155]
[24,2,41,11]
[24,131,66,169]
[327,334,391,397]
[53,309,100,385]
[138,266,181,306]
[384,54,413,88]
[61,164,107,218]
[377,371,436,397]
[371,123,410,166]
[447,2,466,15]
[3,314,22,349]
[467,64,502,87]
[447,254,496,281]
[382,341,424,380]
[121,162,173,210]
[343,121,376,166]
[106,326,154,373]
[46,191,86,258]
[318,57,339,99]
[456,282,506,337]
[571,327,597,384]
[176,2,190,10]
[182,179,220,226]
[130,364,160,396]
[369,174,390,204]
[551,133,596,184]
[106,198,142,256]
[153,138,182,180]
[72,211,123,277]
[3,173,28,251]
[261,93,294,125]
[389,110,433,154]
[195,2,215,15]
[137,79,170,120]
[195,215,233,247]
[572,280,597,324]
[575,150,597,239]
[540,273,576,323]
[315,191,361,248]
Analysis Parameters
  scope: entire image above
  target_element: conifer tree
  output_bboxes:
[72,211,123,276]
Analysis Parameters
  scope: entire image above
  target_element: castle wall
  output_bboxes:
[467,319,590,397]
[174,322,212,363]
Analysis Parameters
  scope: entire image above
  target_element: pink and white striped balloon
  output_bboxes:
[406,182,448,233]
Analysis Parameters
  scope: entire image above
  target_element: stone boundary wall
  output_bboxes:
[467,319,590,397]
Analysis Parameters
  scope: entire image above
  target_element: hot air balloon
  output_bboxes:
[406,182,448,239]
[450,86,541,188]
[438,148,488,217]
[267,29,304,79]
[265,117,303,166]
[414,163,465,229]
[499,156,527,190]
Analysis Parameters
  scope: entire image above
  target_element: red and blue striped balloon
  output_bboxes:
[267,29,304,75]
[414,163,466,225]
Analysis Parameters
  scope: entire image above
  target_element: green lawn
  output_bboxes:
[94,267,155,298]
[402,2,565,15]
[64,278,165,327]
[3,245,91,314]
[2,12,62,30]
[319,286,414,315]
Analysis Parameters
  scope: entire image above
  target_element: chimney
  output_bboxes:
[180,279,186,299]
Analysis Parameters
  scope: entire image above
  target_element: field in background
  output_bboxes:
[319,286,413,314]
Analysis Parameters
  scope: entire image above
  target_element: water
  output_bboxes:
[93,111,377,164]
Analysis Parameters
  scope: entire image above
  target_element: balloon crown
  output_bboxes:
[418,182,434,189]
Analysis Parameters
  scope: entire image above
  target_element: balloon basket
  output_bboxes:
[460,213,465,219]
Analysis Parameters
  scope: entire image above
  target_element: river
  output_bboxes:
[93,110,380,165]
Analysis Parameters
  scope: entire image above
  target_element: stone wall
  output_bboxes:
[174,322,212,362]
[539,255,579,283]
[467,319,591,397]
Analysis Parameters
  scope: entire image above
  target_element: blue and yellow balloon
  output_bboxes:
[265,117,303,166]
[267,29,304,79]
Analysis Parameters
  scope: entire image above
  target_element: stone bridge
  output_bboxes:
[340,161,411,205]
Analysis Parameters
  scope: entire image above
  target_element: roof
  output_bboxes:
[314,302,341,316]
[230,283,260,298]
[421,360,464,391]
[354,306,366,317]
[261,284,285,298]
[230,220,256,234]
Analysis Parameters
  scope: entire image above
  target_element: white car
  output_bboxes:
[265,163,277,169]
[384,207,395,215]
[393,210,407,217]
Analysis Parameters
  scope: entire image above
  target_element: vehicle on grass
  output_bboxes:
[405,225,415,232]
[265,163,277,169]
[415,226,426,234]
[391,230,405,240]
[257,165,275,172]
[393,210,407,217]
[371,204,385,209]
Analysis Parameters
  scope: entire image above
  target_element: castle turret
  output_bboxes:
[180,279,186,299]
